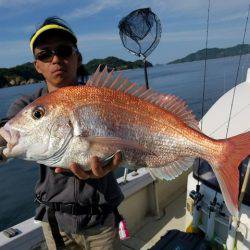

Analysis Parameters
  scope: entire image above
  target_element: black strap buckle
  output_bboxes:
[60,203,76,214]
[34,195,42,204]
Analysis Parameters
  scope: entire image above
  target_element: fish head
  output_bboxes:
[0,93,73,162]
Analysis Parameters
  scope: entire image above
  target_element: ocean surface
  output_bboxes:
[0,55,250,231]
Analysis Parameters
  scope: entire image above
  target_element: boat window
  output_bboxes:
[193,157,250,206]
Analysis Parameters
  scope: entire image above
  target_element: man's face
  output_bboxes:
[34,35,80,90]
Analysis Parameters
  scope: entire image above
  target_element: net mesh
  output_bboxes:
[118,8,162,58]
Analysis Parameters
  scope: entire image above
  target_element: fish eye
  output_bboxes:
[32,106,45,120]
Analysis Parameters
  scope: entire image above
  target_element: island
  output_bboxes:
[0,56,152,88]
[168,44,250,64]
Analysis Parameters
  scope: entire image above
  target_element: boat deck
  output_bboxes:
[121,191,186,250]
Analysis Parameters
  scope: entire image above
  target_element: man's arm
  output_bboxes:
[0,118,9,162]
[0,118,8,145]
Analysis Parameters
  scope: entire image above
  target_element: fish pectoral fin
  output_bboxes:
[86,136,153,155]
[149,157,194,181]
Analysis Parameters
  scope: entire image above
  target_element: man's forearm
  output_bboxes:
[0,118,8,162]
[0,118,8,146]
[0,118,8,127]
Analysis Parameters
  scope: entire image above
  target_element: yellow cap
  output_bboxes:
[30,24,77,51]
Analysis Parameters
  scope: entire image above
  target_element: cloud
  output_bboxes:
[0,39,33,67]
[65,0,123,20]
[0,24,34,34]
[78,32,119,42]
[161,25,248,44]
[0,40,29,56]
[0,0,41,7]
[1,0,249,68]
[149,0,249,14]
[211,12,248,24]
[0,0,66,7]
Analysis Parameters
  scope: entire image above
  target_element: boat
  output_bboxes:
[185,68,250,250]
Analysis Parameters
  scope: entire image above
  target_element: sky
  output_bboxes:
[0,0,250,68]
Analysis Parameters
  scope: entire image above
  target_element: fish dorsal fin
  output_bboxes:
[86,65,199,130]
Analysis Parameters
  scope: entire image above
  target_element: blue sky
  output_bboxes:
[0,0,249,68]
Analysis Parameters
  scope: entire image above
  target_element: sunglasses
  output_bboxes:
[34,44,78,62]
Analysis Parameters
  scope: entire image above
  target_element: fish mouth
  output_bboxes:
[0,126,20,157]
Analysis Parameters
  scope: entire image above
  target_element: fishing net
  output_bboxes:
[118,8,162,58]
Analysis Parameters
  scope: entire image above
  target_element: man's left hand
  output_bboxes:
[54,151,122,180]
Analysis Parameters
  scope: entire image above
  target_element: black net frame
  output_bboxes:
[118,8,162,58]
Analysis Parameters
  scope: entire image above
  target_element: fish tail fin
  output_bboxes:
[207,132,250,216]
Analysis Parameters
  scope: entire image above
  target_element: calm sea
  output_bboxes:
[0,55,250,231]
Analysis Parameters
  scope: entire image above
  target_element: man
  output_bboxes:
[2,17,124,249]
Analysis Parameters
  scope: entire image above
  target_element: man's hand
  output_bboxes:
[54,151,122,180]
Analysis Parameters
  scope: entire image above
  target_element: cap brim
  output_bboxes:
[30,24,77,51]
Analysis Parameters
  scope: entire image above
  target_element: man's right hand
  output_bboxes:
[55,151,123,180]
